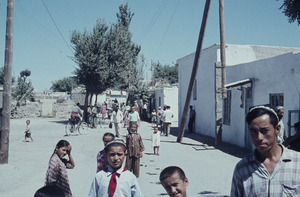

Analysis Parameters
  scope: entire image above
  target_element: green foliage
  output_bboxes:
[0,66,15,85]
[50,77,77,93]
[128,82,151,102]
[70,3,141,107]
[153,62,178,85]
[280,0,300,25]
[13,69,34,102]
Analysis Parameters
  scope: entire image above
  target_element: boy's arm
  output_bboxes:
[131,176,144,197]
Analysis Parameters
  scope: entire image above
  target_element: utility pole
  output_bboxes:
[215,0,226,145]
[177,0,211,142]
[0,0,15,164]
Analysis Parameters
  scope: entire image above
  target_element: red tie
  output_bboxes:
[108,168,127,197]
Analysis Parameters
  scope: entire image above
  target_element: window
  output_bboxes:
[223,90,231,125]
[193,79,197,100]
[269,93,284,109]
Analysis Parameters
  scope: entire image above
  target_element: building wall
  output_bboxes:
[178,43,300,147]
[178,45,218,137]
[155,87,178,122]
[223,52,300,148]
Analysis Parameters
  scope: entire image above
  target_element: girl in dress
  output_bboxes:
[151,109,157,127]
[151,126,160,155]
[45,140,75,197]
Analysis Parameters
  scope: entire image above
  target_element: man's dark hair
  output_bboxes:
[246,106,279,128]
[34,185,64,197]
[102,132,115,141]
[160,166,186,182]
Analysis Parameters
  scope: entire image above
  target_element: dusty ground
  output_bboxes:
[0,117,250,197]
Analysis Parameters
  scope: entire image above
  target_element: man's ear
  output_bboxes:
[275,124,281,135]
[184,178,189,186]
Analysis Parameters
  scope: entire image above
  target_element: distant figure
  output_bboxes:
[133,101,140,114]
[45,140,75,197]
[160,166,189,197]
[34,185,64,197]
[71,102,83,127]
[125,123,145,178]
[96,132,115,172]
[110,104,123,137]
[88,139,143,196]
[101,103,107,120]
[151,125,160,155]
[230,105,300,196]
[283,121,300,152]
[163,106,174,136]
[276,106,286,143]
[128,106,140,129]
[151,109,157,127]
[157,106,163,128]
[24,119,33,142]
[188,105,196,133]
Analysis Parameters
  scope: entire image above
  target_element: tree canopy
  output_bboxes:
[70,3,141,106]
[50,77,77,94]
[153,62,178,85]
[13,69,34,103]
[280,0,300,25]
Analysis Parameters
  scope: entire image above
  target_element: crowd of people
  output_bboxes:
[31,100,300,197]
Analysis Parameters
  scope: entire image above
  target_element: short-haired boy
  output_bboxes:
[96,132,115,172]
[24,119,33,142]
[88,139,143,197]
[160,166,189,197]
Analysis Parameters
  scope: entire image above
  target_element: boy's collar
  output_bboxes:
[108,165,125,174]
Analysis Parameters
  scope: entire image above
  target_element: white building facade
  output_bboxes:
[177,44,300,149]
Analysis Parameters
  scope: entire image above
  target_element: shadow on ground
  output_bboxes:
[168,126,251,159]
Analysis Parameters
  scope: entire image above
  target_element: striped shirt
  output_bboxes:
[45,154,74,197]
[230,145,300,197]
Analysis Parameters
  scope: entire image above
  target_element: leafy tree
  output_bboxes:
[0,66,15,85]
[153,62,178,85]
[279,0,300,25]
[13,69,34,104]
[50,77,77,93]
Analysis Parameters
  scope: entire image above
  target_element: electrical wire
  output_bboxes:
[154,0,180,59]
[41,0,73,54]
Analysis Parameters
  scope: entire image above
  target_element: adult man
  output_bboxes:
[71,102,83,126]
[188,106,196,133]
[163,106,174,136]
[127,106,140,129]
[230,105,300,196]
[276,106,286,143]
[110,105,123,137]
[91,104,98,128]
[283,121,300,152]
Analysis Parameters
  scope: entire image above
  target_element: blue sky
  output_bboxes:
[0,0,299,91]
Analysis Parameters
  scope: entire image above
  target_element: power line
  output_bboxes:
[154,0,180,59]
[41,0,73,53]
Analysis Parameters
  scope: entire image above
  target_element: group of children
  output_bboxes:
[34,121,187,197]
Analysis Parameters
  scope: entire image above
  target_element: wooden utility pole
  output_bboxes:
[215,0,226,145]
[0,0,15,164]
[177,0,211,142]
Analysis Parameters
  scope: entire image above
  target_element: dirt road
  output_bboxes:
[0,118,248,197]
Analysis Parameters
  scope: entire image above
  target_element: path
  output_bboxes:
[0,118,250,197]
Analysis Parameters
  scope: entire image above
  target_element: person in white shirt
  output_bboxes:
[163,106,174,136]
[110,105,123,137]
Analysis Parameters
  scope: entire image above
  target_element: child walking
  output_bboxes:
[151,126,160,155]
[24,119,33,142]
[45,140,75,197]
[96,132,115,172]
[88,139,143,197]
[125,123,145,178]
[151,109,157,127]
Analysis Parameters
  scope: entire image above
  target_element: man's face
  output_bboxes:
[248,114,280,154]
[278,109,284,119]
[107,145,125,170]
[161,172,188,197]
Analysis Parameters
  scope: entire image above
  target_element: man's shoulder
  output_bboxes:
[234,153,255,170]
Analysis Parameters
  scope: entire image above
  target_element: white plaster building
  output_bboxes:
[154,85,178,122]
[177,44,300,149]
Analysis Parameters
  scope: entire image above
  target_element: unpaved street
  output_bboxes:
[0,118,249,197]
